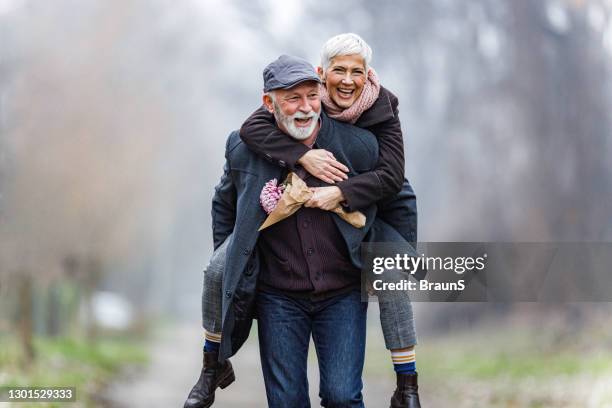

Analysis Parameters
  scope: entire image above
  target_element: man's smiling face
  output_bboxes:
[263,81,321,141]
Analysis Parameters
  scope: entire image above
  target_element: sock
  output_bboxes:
[391,348,416,375]
[204,331,221,353]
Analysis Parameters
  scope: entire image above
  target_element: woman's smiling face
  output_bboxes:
[319,54,367,109]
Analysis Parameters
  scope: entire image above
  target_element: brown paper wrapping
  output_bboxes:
[258,172,366,231]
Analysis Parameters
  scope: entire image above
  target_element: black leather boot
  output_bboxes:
[390,372,421,408]
[184,352,235,408]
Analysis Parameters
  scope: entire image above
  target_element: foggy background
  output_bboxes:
[1,0,612,407]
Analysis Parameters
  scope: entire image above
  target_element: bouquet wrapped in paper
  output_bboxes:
[259,172,366,231]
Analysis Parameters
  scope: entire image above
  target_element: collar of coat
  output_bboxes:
[354,86,397,129]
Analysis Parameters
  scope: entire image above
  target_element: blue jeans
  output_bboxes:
[257,289,368,408]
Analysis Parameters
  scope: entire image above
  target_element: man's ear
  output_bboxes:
[262,94,275,114]
[317,66,325,82]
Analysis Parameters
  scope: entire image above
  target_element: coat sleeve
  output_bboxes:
[375,178,418,243]
[211,137,238,250]
[336,93,405,211]
[239,106,310,170]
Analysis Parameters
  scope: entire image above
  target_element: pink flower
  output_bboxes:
[260,178,285,214]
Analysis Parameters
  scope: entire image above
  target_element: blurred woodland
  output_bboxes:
[0,0,611,405]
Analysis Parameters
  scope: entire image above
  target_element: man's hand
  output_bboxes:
[298,149,349,184]
[304,186,345,211]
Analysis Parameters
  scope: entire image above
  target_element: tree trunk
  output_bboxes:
[46,282,62,337]
[17,274,35,365]
[84,257,102,343]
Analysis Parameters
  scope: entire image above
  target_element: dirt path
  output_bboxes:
[104,310,612,408]
[105,317,403,408]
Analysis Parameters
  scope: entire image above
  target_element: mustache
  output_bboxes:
[291,111,318,120]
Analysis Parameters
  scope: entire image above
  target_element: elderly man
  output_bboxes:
[185,55,420,408]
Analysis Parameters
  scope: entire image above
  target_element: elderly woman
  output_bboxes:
[186,34,420,408]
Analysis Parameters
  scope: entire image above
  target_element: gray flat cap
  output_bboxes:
[263,55,321,92]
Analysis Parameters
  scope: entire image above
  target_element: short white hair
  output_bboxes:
[320,33,372,72]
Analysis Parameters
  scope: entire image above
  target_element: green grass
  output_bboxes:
[364,322,612,380]
[418,325,612,380]
[421,346,612,379]
[363,321,612,406]
[0,333,148,407]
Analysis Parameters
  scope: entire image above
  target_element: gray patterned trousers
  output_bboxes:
[202,235,417,349]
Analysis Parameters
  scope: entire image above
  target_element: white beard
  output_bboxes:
[273,104,320,141]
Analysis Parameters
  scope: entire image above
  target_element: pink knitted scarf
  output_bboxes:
[320,68,381,124]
